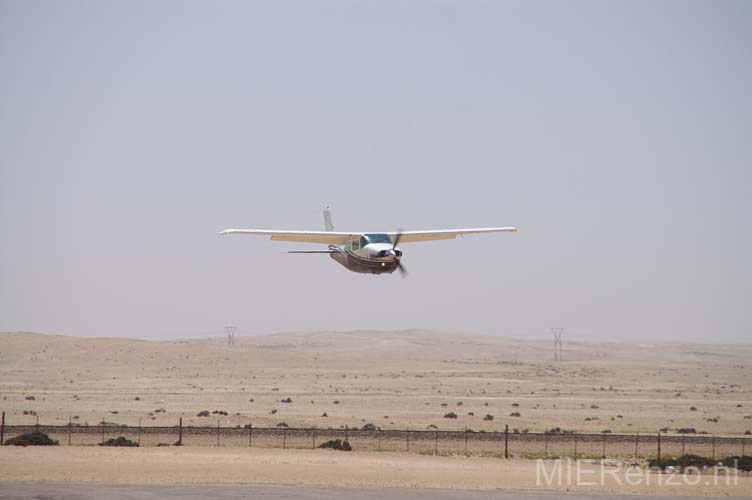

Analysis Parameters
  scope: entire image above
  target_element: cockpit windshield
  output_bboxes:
[362,233,393,245]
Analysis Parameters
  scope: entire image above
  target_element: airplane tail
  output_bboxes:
[323,206,335,232]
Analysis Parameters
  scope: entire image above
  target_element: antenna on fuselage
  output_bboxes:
[323,206,335,232]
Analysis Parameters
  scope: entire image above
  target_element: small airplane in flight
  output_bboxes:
[221,208,517,276]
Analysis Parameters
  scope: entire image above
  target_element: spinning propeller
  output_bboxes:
[392,230,407,277]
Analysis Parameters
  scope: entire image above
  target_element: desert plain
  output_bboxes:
[2,330,752,496]
[1,330,750,436]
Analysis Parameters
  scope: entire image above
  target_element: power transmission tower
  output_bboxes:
[551,328,563,361]
[225,326,237,346]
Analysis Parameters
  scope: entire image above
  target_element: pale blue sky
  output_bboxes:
[1,1,749,341]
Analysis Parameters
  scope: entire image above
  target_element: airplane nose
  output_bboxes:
[376,248,402,259]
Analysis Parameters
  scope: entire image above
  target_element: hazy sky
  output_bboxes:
[1,1,749,342]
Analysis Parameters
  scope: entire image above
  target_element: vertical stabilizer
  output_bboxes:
[323,206,335,232]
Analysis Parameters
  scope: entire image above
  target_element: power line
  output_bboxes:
[551,328,563,361]
[225,326,237,346]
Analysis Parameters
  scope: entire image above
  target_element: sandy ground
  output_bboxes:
[4,482,747,500]
[1,330,750,437]
[2,483,750,500]
[0,447,750,497]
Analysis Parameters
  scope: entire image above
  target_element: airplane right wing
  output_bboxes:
[386,227,517,243]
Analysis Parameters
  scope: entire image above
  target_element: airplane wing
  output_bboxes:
[220,229,359,244]
[386,227,517,243]
[220,227,517,244]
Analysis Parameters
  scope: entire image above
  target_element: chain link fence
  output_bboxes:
[1,413,748,460]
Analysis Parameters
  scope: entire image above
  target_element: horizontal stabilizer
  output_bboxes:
[286,250,340,254]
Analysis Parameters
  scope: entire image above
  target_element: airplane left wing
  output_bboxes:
[386,227,517,243]
[220,229,359,245]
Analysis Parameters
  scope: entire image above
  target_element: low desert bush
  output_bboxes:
[647,454,751,471]
[677,427,697,434]
[99,436,138,447]
[5,431,58,446]
[545,427,574,435]
[722,456,752,471]
[318,439,351,451]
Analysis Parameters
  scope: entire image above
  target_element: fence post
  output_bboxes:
[434,429,438,455]
[283,427,286,449]
[657,432,661,463]
[464,427,468,456]
[574,432,578,460]
[312,427,316,449]
[544,430,548,458]
[712,434,715,461]
[178,417,183,446]
[216,420,220,446]
[68,416,72,446]
[681,433,685,455]
[635,432,639,458]
[406,427,409,452]
[345,424,349,443]
[602,433,606,459]
[743,438,745,457]
[378,428,381,451]
[1,411,5,446]
[101,417,105,444]
[138,418,141,446]
[504,424,508,459]
[249,422,252,448]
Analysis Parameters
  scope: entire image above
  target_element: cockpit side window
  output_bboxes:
[359,235,368,248]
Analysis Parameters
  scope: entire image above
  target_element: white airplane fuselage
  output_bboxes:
[329,236,403,275]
